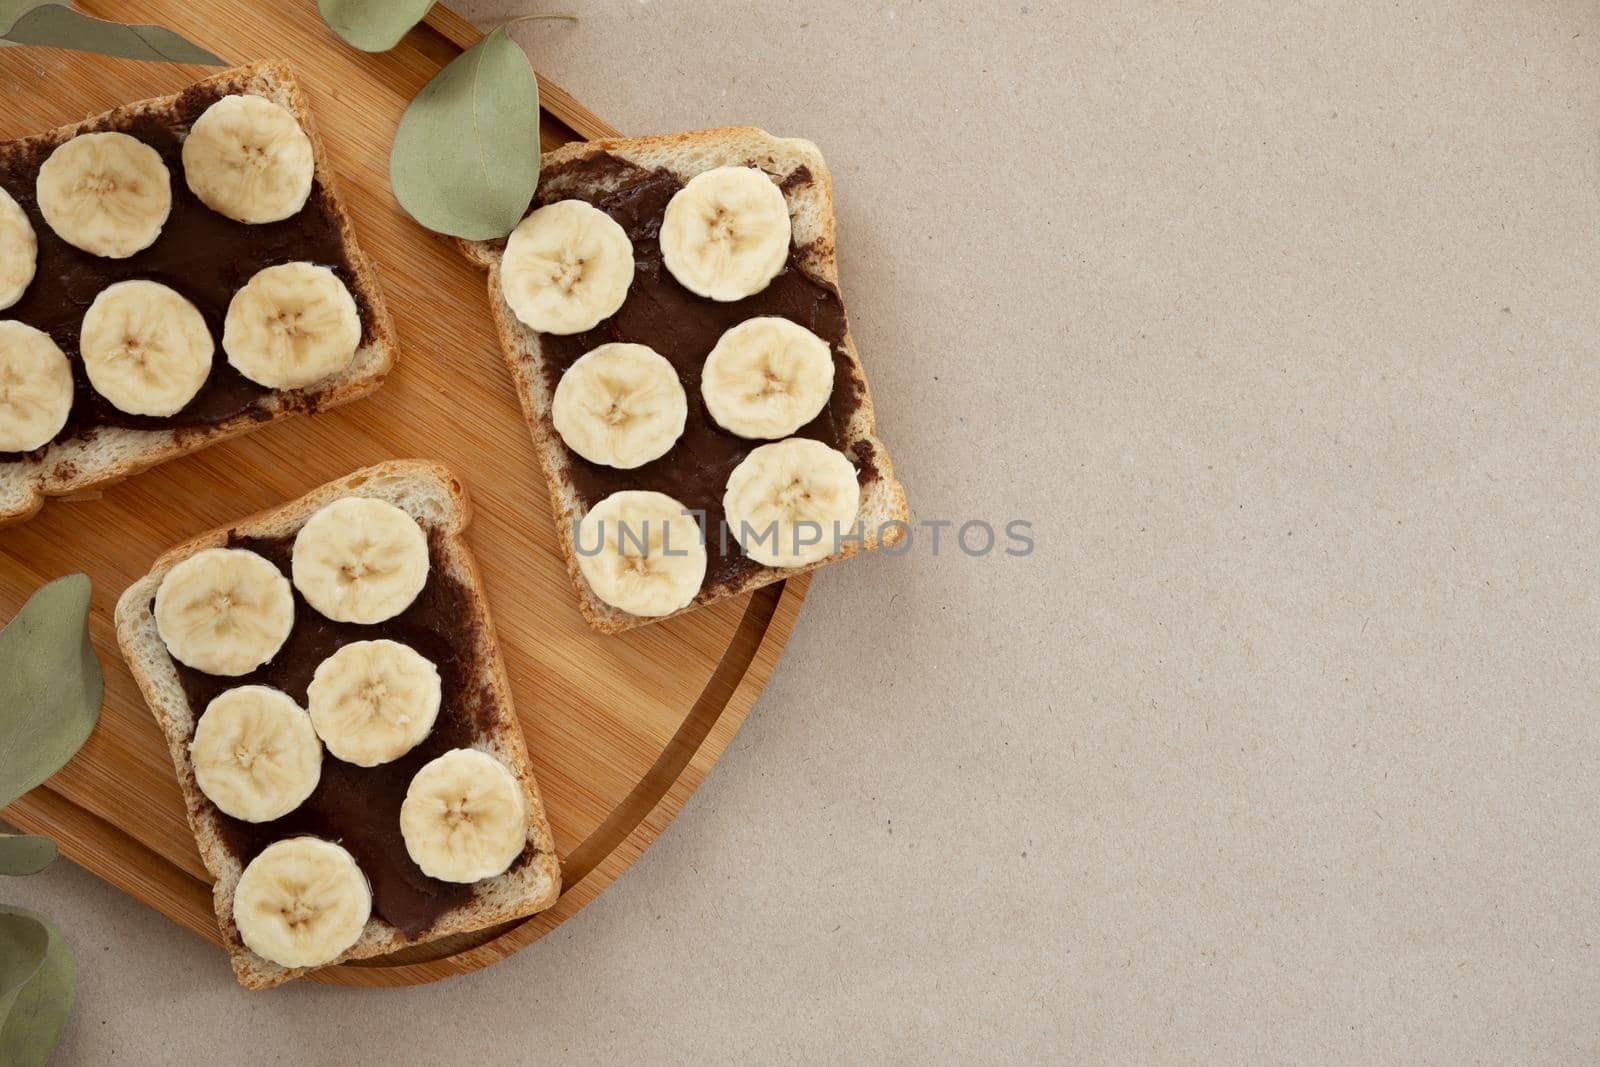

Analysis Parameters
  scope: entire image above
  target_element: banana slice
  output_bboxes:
[575,490,705,617]
[501,199,634,335]
[223,262,361,389]
[232,837,371,969]
[701,317,835,439]
[156,548,295,676]
[191,686,322,823]
[0,321,73,453]
[400,748,527,883]
[80,280,213,416]
[307,640,441,767]
[292,497,429,624]
[0,187,37,310]
[551,342,687,468]
[723,438,861,567]
[182,94,315,225]
[660,166,790,301]
[36,132,171,259]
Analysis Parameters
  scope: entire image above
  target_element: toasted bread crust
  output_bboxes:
[460,127,909,633]
[0,61,397,527]
[114,461,560,989]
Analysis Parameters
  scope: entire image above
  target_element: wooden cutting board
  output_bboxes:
[0,1,809,986]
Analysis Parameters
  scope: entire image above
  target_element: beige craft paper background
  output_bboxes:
[7,0,1600,1061]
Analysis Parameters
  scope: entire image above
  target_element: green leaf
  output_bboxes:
[389,25,541,240]
[0,1,50,30]
[318,0,434,52]
[0,1,41,30]
[0,0,44,43]
[0,834,56,875]
[0,912,48,1030]
[0,3,223,64]
[0,907,74,1067]
[0,574,102,810]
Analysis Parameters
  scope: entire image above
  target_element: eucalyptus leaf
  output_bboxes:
[0,912,48,1029]
[0,574,102,810]
[1,3,223,65]
[0,834,56,876]
[0,0,44,43]
[318,0,434,52]
[0,907,73,1067]
[389,25,541,240]
[0,0,50,31]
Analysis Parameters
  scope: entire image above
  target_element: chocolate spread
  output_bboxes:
[169,531,537,940]
[531,152,876,593]
[0,83,371,462]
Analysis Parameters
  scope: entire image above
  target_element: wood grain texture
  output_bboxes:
[0,0,810,987]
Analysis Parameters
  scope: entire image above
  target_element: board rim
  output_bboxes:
[0,1,813,988]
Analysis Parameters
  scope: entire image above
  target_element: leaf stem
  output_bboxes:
[503,13,578,31]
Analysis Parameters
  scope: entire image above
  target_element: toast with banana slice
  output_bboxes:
[459,127,909,634]
[0,61,395,527]
[115,461,560,990]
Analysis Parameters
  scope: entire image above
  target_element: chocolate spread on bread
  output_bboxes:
[0,83,370,461]
[532,152,878,593]
[168,531,536,940]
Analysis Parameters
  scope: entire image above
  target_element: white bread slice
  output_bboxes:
[0,61,397,527]
[459,126,910,634]
[114,461,560,990]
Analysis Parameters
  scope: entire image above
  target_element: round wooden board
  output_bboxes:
[0,2,810,986]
